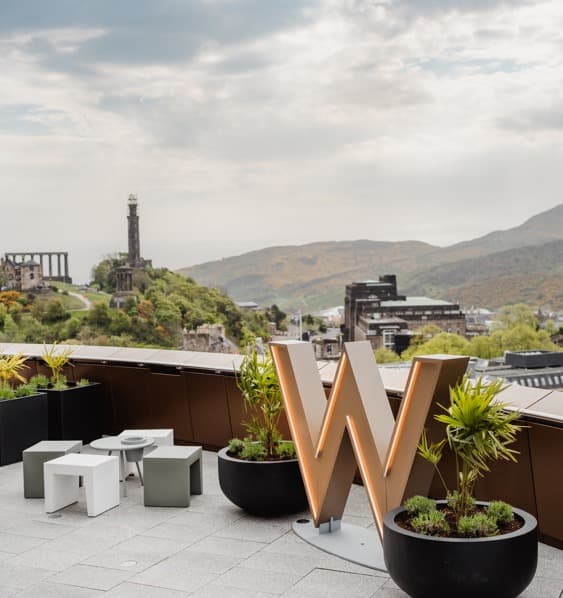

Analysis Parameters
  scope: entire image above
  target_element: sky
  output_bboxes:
[1,0,563,283]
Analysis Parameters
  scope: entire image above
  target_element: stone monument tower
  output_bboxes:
[127,193,141,267]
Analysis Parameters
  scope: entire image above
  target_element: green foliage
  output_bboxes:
[486,500,514,525]
[77,378,90,386]
[240,442,267,461]
[492,304,537,331]
[374,347,401,364]
[402,332,470,360]
[417,375,521,523]
[277,440,297,459]
[404,495,436,516]
[29,374,50,389]
[235,345,284,459]
[0,353,28,387]
[457,513,498,537]
[42,342,73,384]
[447,490,474,514]
[0,385,15,400]
[228,438,244,456]
[14,383,37,397]
[52,375,68,390]
[411,510,449,536]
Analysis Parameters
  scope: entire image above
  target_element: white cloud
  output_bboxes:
[1,0,562,283]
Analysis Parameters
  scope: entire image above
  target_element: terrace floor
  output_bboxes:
[0,450,561,597]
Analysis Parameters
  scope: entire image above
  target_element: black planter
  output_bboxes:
[218,447,308,515]
[43,383,103,443]
[0,393,48,465]
[383,501,538,598]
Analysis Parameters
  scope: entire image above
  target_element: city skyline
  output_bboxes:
[1,0,563,282]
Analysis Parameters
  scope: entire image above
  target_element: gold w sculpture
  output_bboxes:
[270,341,468,538]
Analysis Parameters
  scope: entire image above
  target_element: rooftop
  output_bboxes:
[1,448,561,597]
[380,296,456,307]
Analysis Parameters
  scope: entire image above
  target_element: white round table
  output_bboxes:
[90,436,154,497]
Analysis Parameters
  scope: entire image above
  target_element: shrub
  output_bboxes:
[52,375,68,390]
[77,378,90,386]
[411,510,449,536]
[0,386,15,400]
[277,440,296,459]
[486,501,514,526]
[457,513,498,538]
[447,491,475,514]
[240,442,267,461]
[404,495,437,516]
[14,383,36,397]
[29,374,50,389]
[228,438,244,456]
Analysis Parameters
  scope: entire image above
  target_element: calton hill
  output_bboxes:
[0,258,560,361]
[0,258,276,350]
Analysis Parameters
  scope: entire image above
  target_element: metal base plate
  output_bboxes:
[292,518,387,572]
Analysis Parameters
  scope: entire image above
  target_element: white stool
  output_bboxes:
[119,429,174,477]
[44,454,119,517]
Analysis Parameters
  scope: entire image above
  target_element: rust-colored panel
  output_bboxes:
[225,376,246,440]
[529,422,563,541]
[107,366,153,431]
[473,428,537,516]
[147,372,193,443]
[184,372,232,449]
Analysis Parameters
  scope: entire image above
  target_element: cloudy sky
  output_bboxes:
[2,0,563,283]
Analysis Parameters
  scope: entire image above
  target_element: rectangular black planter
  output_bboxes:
[44,383,103,444]
[0,393,48,466]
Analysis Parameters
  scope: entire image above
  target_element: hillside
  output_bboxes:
[402,240,563,308]
[177,240,441,310]
[177,203,563,310]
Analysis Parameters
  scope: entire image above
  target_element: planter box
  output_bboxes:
[0,393,48,466]
[218,447,308,515]
[42,383,103,443]
[383,501,538,598]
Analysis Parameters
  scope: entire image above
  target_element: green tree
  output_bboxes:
[492,304,537,331]
[375,347,401,363]
[402,333,470,360]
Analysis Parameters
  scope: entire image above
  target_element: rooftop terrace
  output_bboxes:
[1,449,562,597]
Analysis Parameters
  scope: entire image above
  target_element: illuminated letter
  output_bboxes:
[270,340,468,538]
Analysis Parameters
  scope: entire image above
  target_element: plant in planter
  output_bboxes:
[217,345,307,515]
[0,352,48,465]
[36,343,103,443]
[383,376,538,598]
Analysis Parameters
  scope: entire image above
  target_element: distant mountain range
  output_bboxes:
[176,203,563,311]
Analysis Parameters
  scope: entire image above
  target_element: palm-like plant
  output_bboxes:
[42,343,74,386]
[235,345,284,459]
[418,375,521,521]
[0,353,28,390]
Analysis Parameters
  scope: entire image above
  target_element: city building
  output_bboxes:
[0,257,43,291]
[344,276,466,351]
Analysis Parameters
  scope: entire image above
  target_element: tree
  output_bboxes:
[375,347,401,363]
[402,333,470,360]
[492,304,537,331]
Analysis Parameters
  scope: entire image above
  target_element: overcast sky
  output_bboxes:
[2,0,563,283]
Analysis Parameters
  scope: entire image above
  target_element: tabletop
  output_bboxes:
[90,436,154,452]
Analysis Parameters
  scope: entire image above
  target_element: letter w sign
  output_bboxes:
[270,341,468,538]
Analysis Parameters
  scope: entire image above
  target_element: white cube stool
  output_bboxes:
[44,454,119,517]
[119,429,174,477]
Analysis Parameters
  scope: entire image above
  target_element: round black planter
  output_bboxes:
[217,447,308,516]
[383,502,538,598]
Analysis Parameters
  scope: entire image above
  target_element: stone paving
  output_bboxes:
[0,449,561,597]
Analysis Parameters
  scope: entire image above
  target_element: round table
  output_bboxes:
[90,436,154,497]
